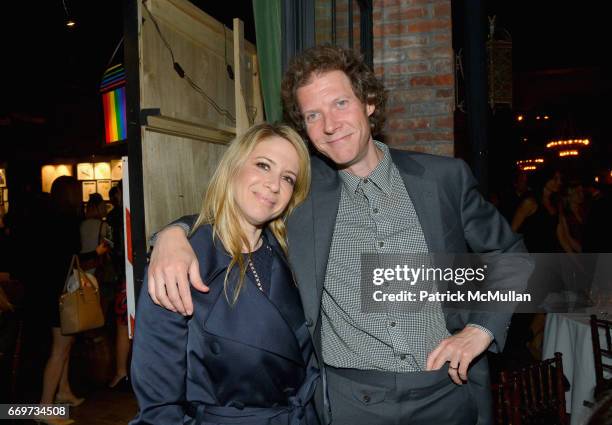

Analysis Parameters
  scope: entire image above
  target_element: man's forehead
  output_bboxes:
[297,70,356,106]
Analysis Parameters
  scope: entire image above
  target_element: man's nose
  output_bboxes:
[323,114,341,134]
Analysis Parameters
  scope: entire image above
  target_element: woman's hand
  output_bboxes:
[95,242,109,256]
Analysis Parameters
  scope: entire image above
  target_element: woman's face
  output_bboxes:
[233,136,300,233]
[545,172,562,193]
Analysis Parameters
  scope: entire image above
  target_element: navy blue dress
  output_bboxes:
[130,225,319,425]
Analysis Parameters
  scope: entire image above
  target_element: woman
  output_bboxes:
[106,185,132,390]
[509,167,565,361]
[558,180,587,253]
[130,123,319,425]
[38,176,107,425]
[80,193,110,269]
[511,167,563,253]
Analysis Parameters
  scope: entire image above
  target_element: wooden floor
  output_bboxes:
[17,387,138,425]
[69,387,138,425]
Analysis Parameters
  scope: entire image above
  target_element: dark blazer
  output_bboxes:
[130,225,319,425]
[286,150,533,425]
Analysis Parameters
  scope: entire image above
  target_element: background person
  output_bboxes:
[38,176,107,425]
[105,185,132,390]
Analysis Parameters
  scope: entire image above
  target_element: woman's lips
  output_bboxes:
[254,192,275,207]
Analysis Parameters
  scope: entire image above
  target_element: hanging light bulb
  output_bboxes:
[63,0,76,29]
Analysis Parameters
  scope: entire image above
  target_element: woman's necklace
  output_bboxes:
[247,242,271,293]
[247,260,264,292]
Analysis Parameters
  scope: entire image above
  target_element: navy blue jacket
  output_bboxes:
[130,225,319,425]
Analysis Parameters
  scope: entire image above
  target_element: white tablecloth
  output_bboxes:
[542,310,611,425]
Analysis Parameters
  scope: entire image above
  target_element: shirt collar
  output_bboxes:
[339,140,394,196]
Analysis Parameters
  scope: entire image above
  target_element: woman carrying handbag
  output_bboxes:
[36,176,108,425]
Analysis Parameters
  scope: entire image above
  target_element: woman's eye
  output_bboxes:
[256,162,270,171]
[282,176,296,186]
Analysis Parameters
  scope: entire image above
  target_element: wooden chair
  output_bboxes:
[493,352,568,425]
[590,314,612,399]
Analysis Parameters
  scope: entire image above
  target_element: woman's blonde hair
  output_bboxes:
[192,122,311,303]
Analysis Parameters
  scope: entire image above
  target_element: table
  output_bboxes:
[542,310,612,425]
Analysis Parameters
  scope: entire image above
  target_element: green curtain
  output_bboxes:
[252,0,282,122]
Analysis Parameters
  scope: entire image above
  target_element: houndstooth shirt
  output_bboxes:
[321,141,451,371]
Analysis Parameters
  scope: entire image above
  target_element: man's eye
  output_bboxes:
[336,99,348,108]
[256,162,270,171]
[305,112,319,123]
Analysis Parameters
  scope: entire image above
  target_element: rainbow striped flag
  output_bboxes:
[101,64,127,143]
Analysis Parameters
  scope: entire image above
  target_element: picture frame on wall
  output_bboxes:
[97,180,112,201]
[0,168,6,187]
[82,181,97,202]
[94,162,111,180]
[41,164,73,193]
[77,163,94,181]
[111,159,123,181]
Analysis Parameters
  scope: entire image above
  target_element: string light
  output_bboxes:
[516,158,544,165]
[546,139,590,149]
[559,150,579,157]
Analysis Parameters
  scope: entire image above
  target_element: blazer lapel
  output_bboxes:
[311,157,342,318]
[287,156,341,326]
[267,241,311,362]
[193,226,303,365]
[203,265,304,365]
[390,150,445,253]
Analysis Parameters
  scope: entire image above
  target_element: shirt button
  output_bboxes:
[390,321,396,327]
[400,354,407,360]
[363,178,369,183]
[373,208,379,214]
[362,395,371,403]
[378,241,384,248]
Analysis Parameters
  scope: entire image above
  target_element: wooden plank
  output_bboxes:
[141,128,228,242]
[140,5,235,128]
[233,18,249,136]
[140,0,258,130]
[251,54,265,123]
[146,115,235,145]
[148,0,256,55]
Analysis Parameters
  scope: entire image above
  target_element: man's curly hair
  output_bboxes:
[281,45,387,139]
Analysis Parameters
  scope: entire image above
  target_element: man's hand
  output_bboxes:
[426,326,493,384]
[147,226,208,316]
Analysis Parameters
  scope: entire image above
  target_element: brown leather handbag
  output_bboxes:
[59,255,105,335]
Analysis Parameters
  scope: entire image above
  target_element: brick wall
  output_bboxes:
[373,0,454,156]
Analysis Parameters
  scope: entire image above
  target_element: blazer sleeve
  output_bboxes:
[457,160,534,352]
[148,214,198,247]
[130,270,190,425]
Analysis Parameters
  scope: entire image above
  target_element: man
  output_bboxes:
[147,45,532,424]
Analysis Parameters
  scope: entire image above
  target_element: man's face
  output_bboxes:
[296,70,375,170]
